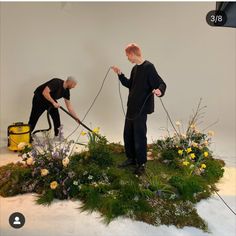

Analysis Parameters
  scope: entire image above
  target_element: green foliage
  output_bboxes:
[159,148,181,169]
[161,149,177,161]
[169,175,210,201]
[108,142,125,154]
[203,158,225,183]
[79,185,103,212]
[155,137,176,150]
[88,136,113,167]
[99,196,125,223]
[36,189,54,205]
[0,163,32,197]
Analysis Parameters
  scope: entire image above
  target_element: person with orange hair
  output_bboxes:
[112,43,166,175]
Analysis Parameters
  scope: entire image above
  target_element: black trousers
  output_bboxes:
[28,94,61,136]
[123,113,147,165]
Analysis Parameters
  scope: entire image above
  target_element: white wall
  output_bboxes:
[0,2,235,159]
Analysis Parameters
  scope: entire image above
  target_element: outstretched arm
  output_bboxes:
[64,99,80,123]
[111,66,133,89]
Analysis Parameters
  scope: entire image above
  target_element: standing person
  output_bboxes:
[28,76,80,137]
[112,43,167,175]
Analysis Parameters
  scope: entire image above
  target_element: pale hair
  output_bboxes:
[67,76,77,83]
[125,43,142,57]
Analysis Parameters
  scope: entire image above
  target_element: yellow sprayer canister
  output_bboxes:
[8,122,31,151]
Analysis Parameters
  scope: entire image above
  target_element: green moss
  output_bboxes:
[169,175,210,201]
[0,142,226,231]
[0,163,32,197]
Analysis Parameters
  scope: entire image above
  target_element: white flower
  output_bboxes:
[191,142,198,148]
[204,140,209,146]
[18,142,28,150]
[195,129,200,134]
[88,175,93,180]
[22,153,28,159]
[208,130,215,136]
[175,121,181,127]
[26,157,34,165]
[62,157,70,167]
[133,196,139,202]
[73,181,79,186]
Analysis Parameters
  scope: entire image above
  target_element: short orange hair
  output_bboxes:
[125,43,142,57]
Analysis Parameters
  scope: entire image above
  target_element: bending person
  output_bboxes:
[28,76,80,137]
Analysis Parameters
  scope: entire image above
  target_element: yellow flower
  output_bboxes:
[50,181,58,190]
[190,124,196,129]
[41,169,49,177]
[183,161,190,166]
[203,152,209,157]
[201,164,206,169]
[178,150,183,155]
[175,121,181,127]
[26,157,34,165]
[208,130,215,136]
[81,131,87,136]
[62,157,70,167]
[93,127,100,134]
[190,153,196,159]
[186,148,192,154]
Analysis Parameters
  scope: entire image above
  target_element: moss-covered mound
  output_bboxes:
[0,129,224,232]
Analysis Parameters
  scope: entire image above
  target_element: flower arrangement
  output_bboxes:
[154,99,220,177]
[0,102,225,231]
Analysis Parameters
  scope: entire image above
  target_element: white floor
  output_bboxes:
[0,148,236,236]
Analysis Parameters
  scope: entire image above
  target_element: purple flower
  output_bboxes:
[58,125,65,140]
[52,152,60,159]
[156,190,162,197]
[30,150,37,158]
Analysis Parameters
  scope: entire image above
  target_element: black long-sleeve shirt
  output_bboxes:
[118,60,166,116]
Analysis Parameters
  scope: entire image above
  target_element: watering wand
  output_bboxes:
[59,106,101,139]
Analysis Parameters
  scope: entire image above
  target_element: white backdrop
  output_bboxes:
[0,2,235,160]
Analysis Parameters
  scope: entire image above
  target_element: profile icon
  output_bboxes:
[9,212,25,229]
[13,216,21,225]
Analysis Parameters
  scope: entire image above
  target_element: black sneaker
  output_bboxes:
[134,164,145,175]
[118,159,136,168]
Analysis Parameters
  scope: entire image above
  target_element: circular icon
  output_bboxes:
[206,10,227,26]
[9,212,25,229]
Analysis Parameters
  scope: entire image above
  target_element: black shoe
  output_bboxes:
[134,164,145,175]
[118,159,136,168]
